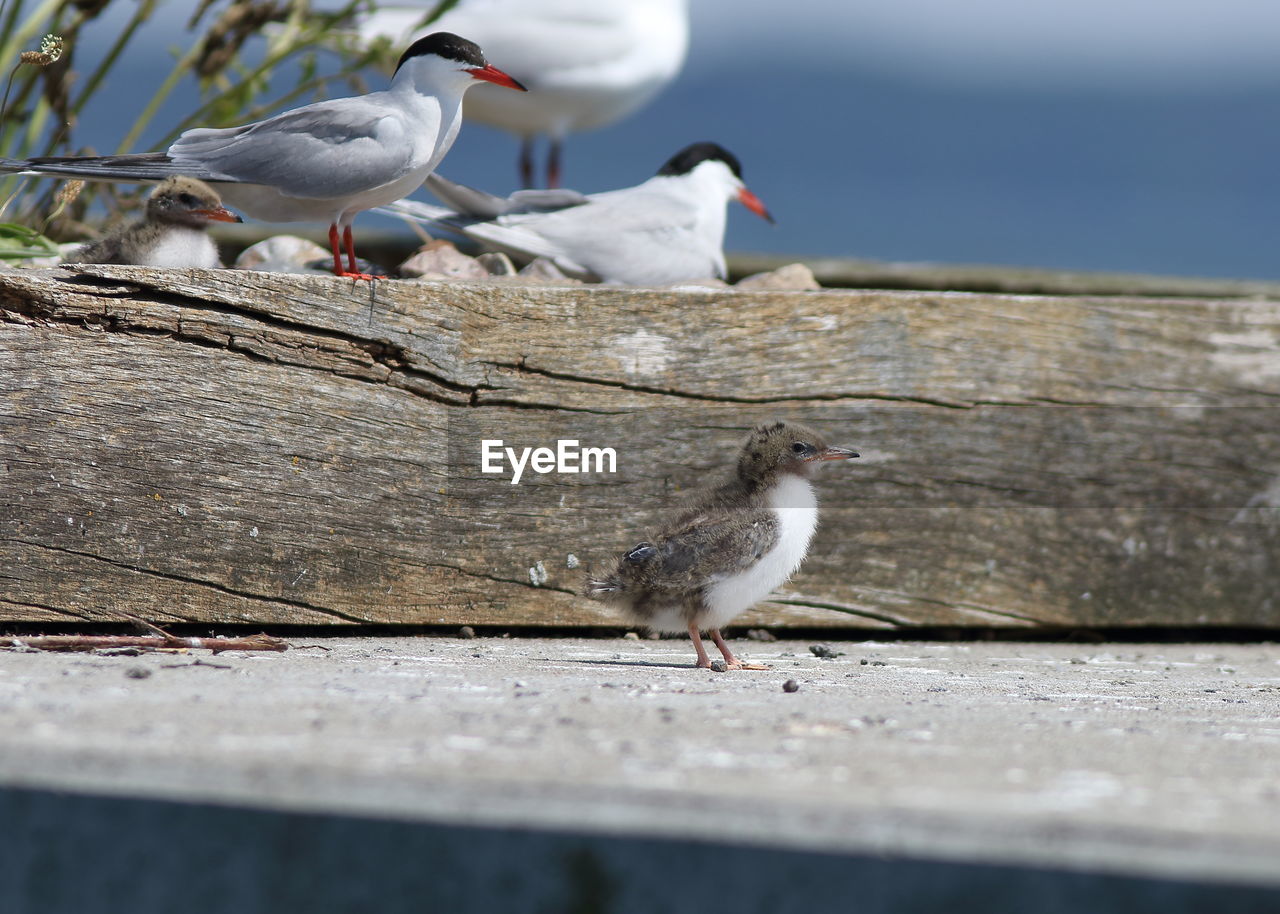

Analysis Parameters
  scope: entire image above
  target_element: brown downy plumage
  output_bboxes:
[70,176,241,268]
[586,421,858,670]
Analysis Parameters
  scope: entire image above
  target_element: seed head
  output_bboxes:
[20,35,64,67]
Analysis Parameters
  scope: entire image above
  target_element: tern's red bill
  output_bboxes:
[737,187,774,224]
[194,206,242,223]
[469,64,527,92]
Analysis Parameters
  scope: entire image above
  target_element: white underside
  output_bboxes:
[648,475,819,633]
[136,227,222,269]
[214,166,438,226]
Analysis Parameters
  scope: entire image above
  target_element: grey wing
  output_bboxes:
[656,509,781,589]
[376,196,594,277]
[9,152,215,184]
[67,235,123,264]
[169,98,419,199]
[425,174,590,218]
[506,187,716,284]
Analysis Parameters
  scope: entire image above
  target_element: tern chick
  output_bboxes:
[70,177,241,268]
[587,422,858,670]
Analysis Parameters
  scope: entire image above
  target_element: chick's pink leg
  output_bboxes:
[687,621,713,669]
[709,629,742,669]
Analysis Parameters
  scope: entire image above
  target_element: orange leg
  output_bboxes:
[547,138,562,189]
[327,224,343,276]
[519,136,535,189]
[326,223,375,280]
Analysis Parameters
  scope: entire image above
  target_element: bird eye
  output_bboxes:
[178,193,198,206]
[791,442,809,454]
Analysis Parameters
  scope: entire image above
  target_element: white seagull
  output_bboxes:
[355,0,689,187]
[379,142,774,286]
[1,33,525,278]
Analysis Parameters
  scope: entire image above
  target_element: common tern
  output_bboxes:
[1,33,525,278]
[69,177,241,268]
[379,142,773,285]
[586,422,858,670]
[356,0,689,187]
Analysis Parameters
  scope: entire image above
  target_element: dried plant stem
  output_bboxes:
[9,631,289,654]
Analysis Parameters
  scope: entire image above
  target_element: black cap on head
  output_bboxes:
[395,32,487,75]
[656,142,743,180]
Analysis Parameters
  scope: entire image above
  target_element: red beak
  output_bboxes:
[468,64,527,92]
[737,187,775,224]
[194,207,242,224]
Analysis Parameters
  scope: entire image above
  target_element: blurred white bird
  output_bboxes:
[1,33,525,278]
[380,142,773,285]
[356,0,690,188]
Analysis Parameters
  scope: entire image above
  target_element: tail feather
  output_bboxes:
[1,153,225,185]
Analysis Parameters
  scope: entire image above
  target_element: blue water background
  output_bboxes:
[47,7,1280,280]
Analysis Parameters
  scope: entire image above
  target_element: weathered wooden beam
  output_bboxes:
[2,265,1277,629]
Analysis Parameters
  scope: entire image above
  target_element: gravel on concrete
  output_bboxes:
[1,636,1278,887]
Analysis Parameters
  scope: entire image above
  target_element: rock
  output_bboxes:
[476,252,517,276]
[236,235,331,273]
[735,263,820,291]
[810,644,845,660]
[708,659,728,673]
[746,629,778,642]
[398,240,490,280]
[518,257,582,284]
[782,679,800,693]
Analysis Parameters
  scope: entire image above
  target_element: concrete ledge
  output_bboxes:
[2,636,1278,911]
[5,785,1279,914]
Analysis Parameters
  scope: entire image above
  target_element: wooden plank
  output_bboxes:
[2,265,1277,629]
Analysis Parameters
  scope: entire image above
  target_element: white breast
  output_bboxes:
[701,474,818,630]
[139,227,222,269]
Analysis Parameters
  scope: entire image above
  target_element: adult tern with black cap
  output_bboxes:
[0,33,526,279]
[380,142,773,285]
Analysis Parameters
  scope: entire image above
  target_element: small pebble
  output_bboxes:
[399,239,490,280]
[518,257,581,282]
[476,251,517,276]
[709,659,728,673]
[623,632,640,641]
[565,553,579,569]
[125,666,151,680]
[458,625,476,639]
[782,679,800,693]
[734,263,820,291]
[747,629,778,642]
[810,644,845,659]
